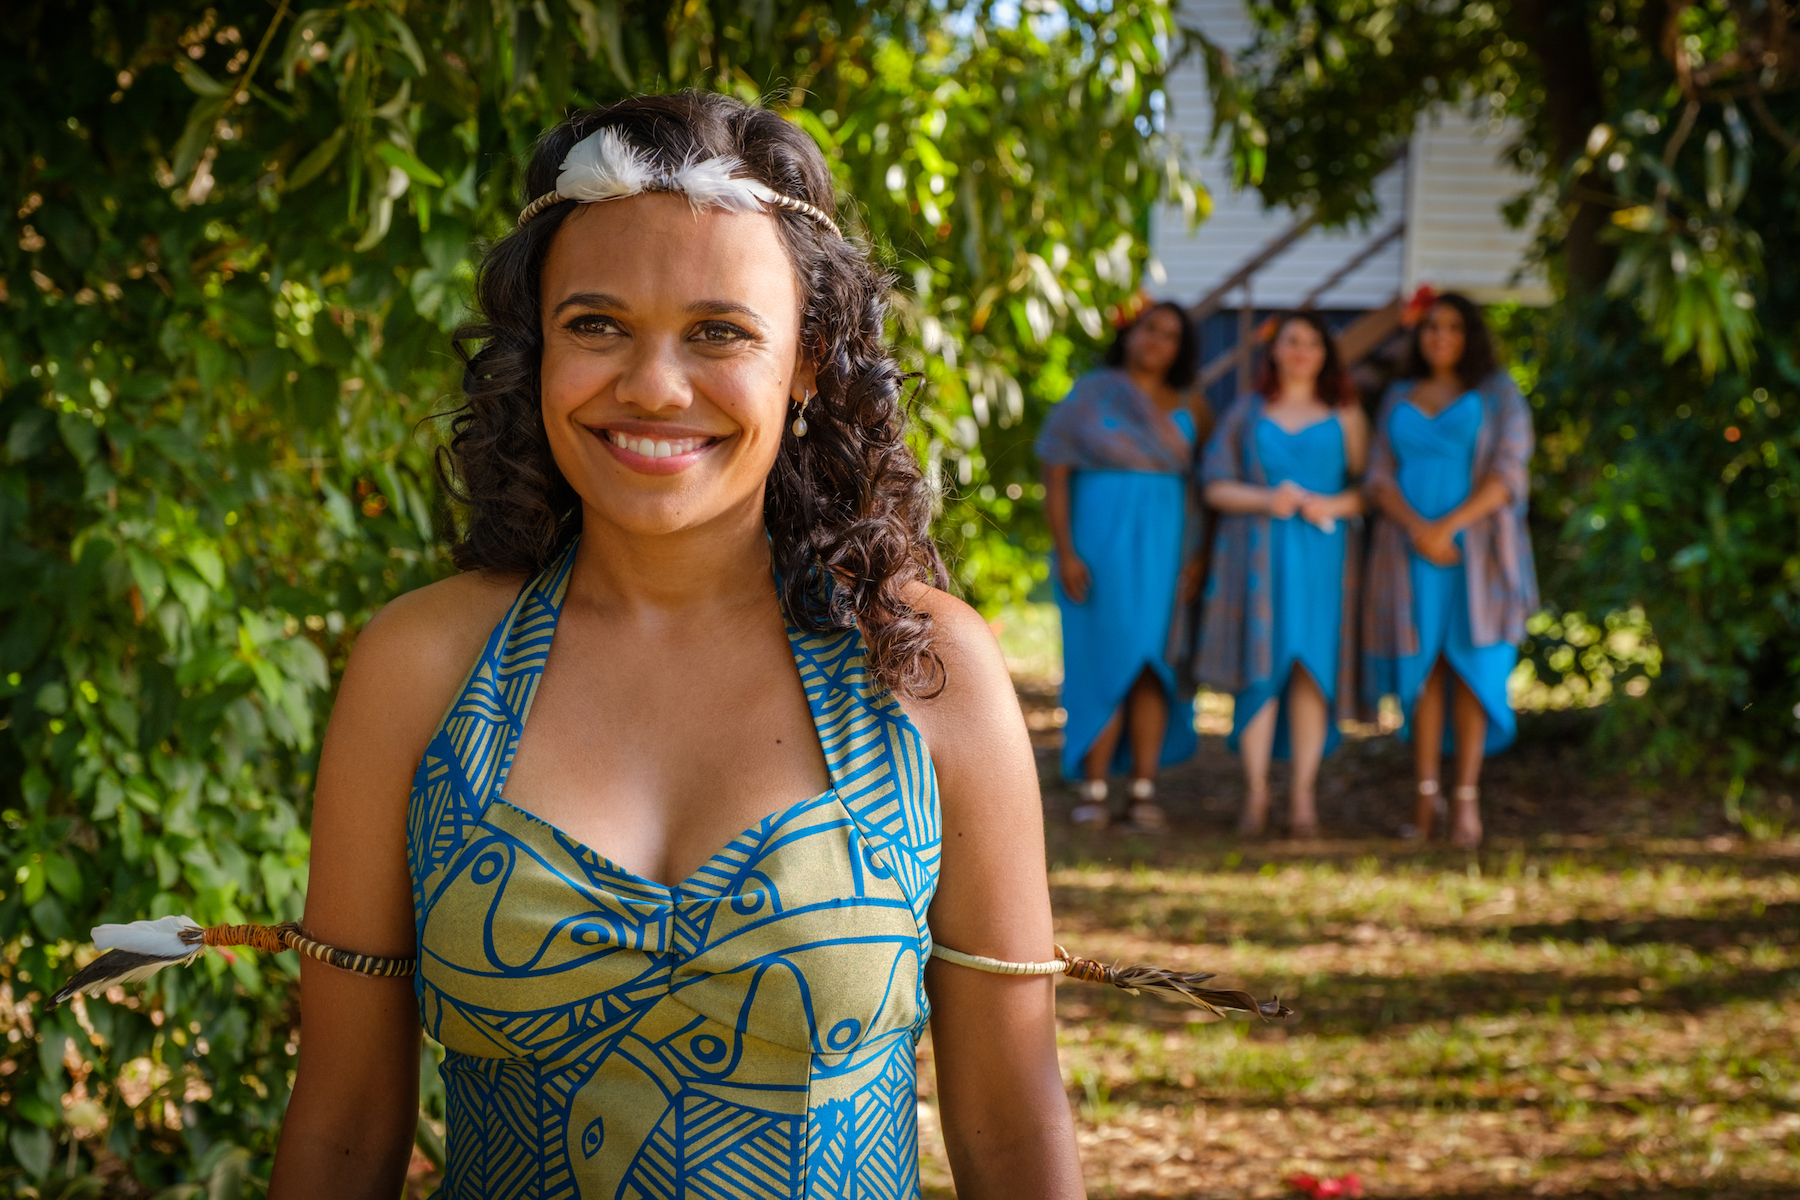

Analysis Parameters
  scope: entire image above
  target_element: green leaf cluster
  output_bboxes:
[0,0,1195,1185]
[1503,296,1800,834]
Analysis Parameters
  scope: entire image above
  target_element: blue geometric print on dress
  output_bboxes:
[408,543,942,1198]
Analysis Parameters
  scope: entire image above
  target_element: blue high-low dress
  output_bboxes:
[1381,391,1518,751]
[1055,408,1199,779]
[1228,417,1348,759]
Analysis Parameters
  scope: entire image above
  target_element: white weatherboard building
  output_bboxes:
[1151,0,1548,397]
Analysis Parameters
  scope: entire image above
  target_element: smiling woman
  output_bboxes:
[443,94,943,690]
[266,92,1085,1200]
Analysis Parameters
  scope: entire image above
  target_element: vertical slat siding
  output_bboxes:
[1150,2,1547,309]
[1151,0,1403,309]
[1403,110,1550,303]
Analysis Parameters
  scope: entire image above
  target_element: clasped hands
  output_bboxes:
[1407,517,1462,566]
[1267,480,1353,530]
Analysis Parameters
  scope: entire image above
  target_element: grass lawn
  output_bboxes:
[916,833,1799,1198]
[911,616,1800,1197]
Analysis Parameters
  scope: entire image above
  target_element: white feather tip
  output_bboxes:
[91,915,202,958]
[557,127,658,203]
[670,155,777,214]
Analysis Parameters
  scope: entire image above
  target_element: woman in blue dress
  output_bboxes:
[1038,302,1212,831]
[1365,293,1538,849]
[1199,312,1367,837]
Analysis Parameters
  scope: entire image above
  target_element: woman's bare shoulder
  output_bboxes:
[334,569,526,736]
[357,568,521,664]
[900,584,1007,690]
[893,585,1027,779]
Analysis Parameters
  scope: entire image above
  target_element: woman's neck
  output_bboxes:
[1126,365,1178,409]
[566,498,775,620]
[1271,378,1322,408]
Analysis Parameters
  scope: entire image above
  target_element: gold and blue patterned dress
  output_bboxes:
[407,547,942,1198]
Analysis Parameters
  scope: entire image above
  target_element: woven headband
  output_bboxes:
[516,127,841,236]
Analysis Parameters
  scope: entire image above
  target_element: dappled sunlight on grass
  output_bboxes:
[921,833,1800,1198]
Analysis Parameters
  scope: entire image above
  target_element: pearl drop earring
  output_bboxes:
[791,390,812,438]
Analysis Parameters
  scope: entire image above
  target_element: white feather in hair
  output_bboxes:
[555,127,659,203]
[519,127,838,233]
[669,154,779,214]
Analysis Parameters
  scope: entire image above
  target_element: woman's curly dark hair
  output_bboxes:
[1103,300,1200,389]
[440,91,948,695]
[1400,291,1500,388]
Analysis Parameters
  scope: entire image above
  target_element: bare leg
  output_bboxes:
[1285,667,1328,837]
[1121,670,1170,829]
[1410,659,1448,839]
[1236,694,1278,835]
[1070,707,1125,829]
[1082,709,1125,784]
[1448,671,1487,848]
[1126,669,1168,783]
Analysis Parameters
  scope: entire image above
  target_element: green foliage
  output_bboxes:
[811,14,1200,606]
[0,0,1193,1184]
[1208,1,1800,823]
[1196,0,1521,223]
[1204,1,1785,370]
[1506,296,1800,830]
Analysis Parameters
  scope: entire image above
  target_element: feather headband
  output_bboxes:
[516,127,841,235]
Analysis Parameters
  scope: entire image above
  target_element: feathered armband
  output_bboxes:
[49,917,412,1009]
[53,919,1289,1023]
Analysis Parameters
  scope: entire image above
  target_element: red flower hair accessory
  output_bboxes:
[1401,284,1439,329]
[1109,289,1153,330]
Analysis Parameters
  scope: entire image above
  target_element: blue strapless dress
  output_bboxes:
[1227,417,1348,759]
[1378,391,1518,752]
[1054,409,1198,778]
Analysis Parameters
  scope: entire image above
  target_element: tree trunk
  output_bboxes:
[1510,0,1615,294]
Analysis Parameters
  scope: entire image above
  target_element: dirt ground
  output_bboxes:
[1009,680,1744,844]
[908,684,1799,1199]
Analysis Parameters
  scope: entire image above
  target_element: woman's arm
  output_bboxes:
[1437,474,1515,535]
[1368,475,1424,533]
[1179,394,1218,603]
[1340,404,1371,478]
[1187,391,1217,451]
[901,589,1085,1200]
[1205,478,1304,517]
[1414,380,1529,555]
[270,574,518,1199]
[1042,464,1091,603]
[1369,469,1508,567]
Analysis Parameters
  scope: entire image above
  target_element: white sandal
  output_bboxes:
[1123,778,1165,831]
[1070,779,1110,830]
[1400,779,1444,841]
[1450,784,1483,849]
